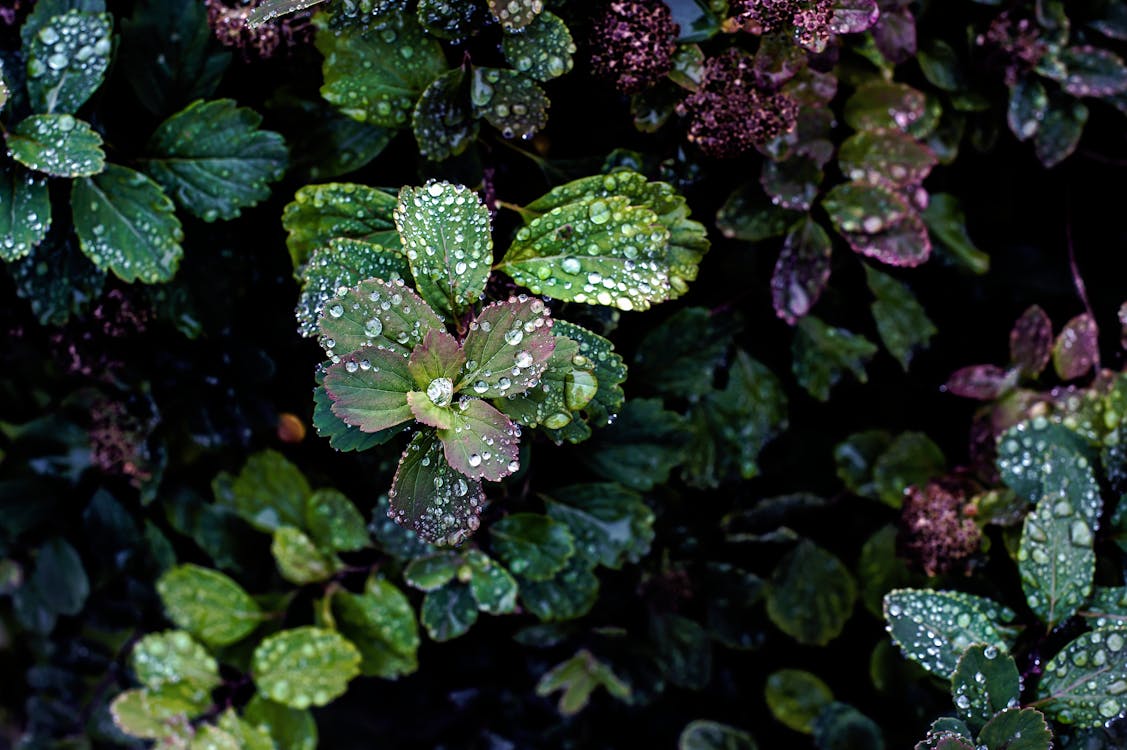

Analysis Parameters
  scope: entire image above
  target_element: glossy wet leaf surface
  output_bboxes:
[766,540,856,646]
[282,182,401,269]
[252,627,361,709]
[24,9,111,114]
[157,564,262,647]
[883,589,1011,679]
[389,431,485,545]
[7,113,104,177]
[0,163,51,261]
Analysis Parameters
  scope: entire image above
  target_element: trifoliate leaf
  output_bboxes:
[1008,76,1049,142]
[1034,96,1088,168]
[119,0,230,117]
[811,703,884,750]
[865,265,937,369]
[319,277,445,358]
[24,10,111,114]
[470,67,549,139]
[678,720,757,750]
[389,431,485,546]
[157,564,263,647]
[272,526,338,584]
[765,669,834,734]
[243,696,317,750]
[487,0,543,30]
[461,295,556,397]
[110,688,197,740]
[315,12,445,128]
[412,68,478,162]
[282,182,401,269]
[838,130,938,187]
[463,549,518,614]
[502,12,574,81]
[215,449,310,532]
[792,316,878,401]
[921,193,989,274]
[0,163,51,261]
[542,320,626,441]
[333,576,419,678]
[632,307,740,398]
[420,583,478,641]
[71,164,184,283]
[772,216,832,325]
[403,552,460,591]
[882,589,1011,679]
[323,346,414,433]
[536,648,629,715]
[437,398,521,481]
[580,398,690,490]
[296,238,410,338]
[130,631,221,704]
[305,488,370,553]
[252,627,361,709]
[394,181,492,319]
[518,556,599,622]
[144,99,288,221]
[766,540,856,646]
[544,483,654,569]
[490,513,575,581]
[1036,628,1127,726]
[7,114,104,177]
[951,644,1020,733]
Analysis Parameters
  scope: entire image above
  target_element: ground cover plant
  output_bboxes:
[2,0,1127,748]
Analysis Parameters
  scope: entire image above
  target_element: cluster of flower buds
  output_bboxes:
[898,478,982,577]
[976,11,1047,86]
[205,0,314,60]
[730,0,833,48]
[588,0,680,94]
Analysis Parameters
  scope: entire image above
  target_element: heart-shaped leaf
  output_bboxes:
[389,431,485,545]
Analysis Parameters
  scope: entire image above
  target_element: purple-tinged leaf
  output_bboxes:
[1034,99,1088,168]
[1009,305,1053,377]
[389,431,484,546]
[1090,5,1127,41]
[840,212,931,267]
[843,81,927,132]
[438,399,521,481]
[1008,76,1049,142]
[754,33,807,89]
[1053,313,1099,380]
[324,346,415,432]
[829,0,880,35]
[783,69,837,107]
[760,155,823,212]
[319,278,444,359]
[407,329,465,388]
[407,391,455,429]
[1060,46,1127,97]
[945,365,1018,400]
[771,217,833,325]
[872,8,916,65]
[822,182,911,235]
[461,296,555,398]
[838,131,937,187]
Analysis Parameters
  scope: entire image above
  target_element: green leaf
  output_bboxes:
[882,589,1011,679]
[765,669,834,734]
[977,708,1051,750]
[157,564,263,647]
[430,398,518,481]
[323,346,414,434]
[497,335,591,432]
[1034,97,1088,168]
[130,631,221,704]
[865,265,937,370]
[1008,76,1049,142]
[415,0,488,40]
[272,526,338,584]
[282,182,401,269]
[716,182,800,242]
[921,193,989,275]
[871,431,946,508]
[8,228,105,326]
[24,10,111,113]
[144,99,288,221]
[580,398,690,491]
[487,0,543,29]
[1036,628,1127,726]
[822,182,930,267]
[7,113,104,177]
[0,163,51,261]
[490,513,575,581]
[997,418,1097,505]
[119,0,230,117]
[632,307,740,398]
[305,488,369,553]
[812,702,885,750]
[835,430,892,498]
[313,381,402,452]
[649,612,712,689]
[420,583,478,641]
[502,11,574,81]
[216,450,310,532]
[252,627,361,709]
[535,649,631,715]
[110,687,197,740]
[1080,587,1127,628]
[315,12,445,128]
[792,316,878,401]
[843,80,927,132]
[243,696,317,750]
[394,181,492,318]
[333,576,419,679]
[917,39,963,92]
[284,99,394,181]
[189,724,240,750]
[27,536,88,617]
[519,555,599,622]
[216,711,275,750]
[296,238,410,338]
[678,720,758,750]
[464,549,518,614]
[404,552,460,591]
[319,278,444,360]
[411,68,478,162]
[1053,313,1099,380]
[540,320,627,442]
[470,67,549,140]
[766,540,856,646]
[951,644,1020,733]
[838,130,938,187]
[544,483,654,569]
[389,431,486,546]
[461,295,557,398]
[856,525,916,617]
[71,163,184,283]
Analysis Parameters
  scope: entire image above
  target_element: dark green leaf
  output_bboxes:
[305,488,369,553]
[544,483,654,569]
[318,277,444,358]
[403,552,460,591]
[420,583,478,641]
[486,0,543,30]
[333,576,419,678]
[812,702,884,750]
[31,536,88,616]
[843,80,926,132]
[650,612,711,689]
[464,549,518,614]
[977,708,1051,750]
[313,383,400,452]
[715,182,800,243]
[243,696,317,750]
[490,513,575,581]
[471,67,549,140]
[502,12,574,81]
[766,540,856,646]
[871,431,946,508]
[519,556,599,622]
[535,649,631,715]
[882,589,1011,678]
[1080,587,1127,629]
[296,238,410,338]
[1036,628,1127,726]
[7,114,104,177]
[865,265,937,369]
[580,398,690,491]
[917,39,963,92]
[1034,97,1088,168]
[389,431,485,546]
[412,68,478,162]
[792,316,878,401]
[157,564,263,647]
[835,430,892,499]
[282,182,401,269]
[996,418,1098,509]
[0,163,51,261]
[24,10,111,113]
[760,156,822,212]
[951,644,1020,733]
[678,720,757,750]
[252,627,361,709]
[857,525,916,617]
[921,193,989,274]
[541,319,627,442]
[216,450,310,532]
[765,669,834,734]
[1008,77,1048,142]
[633,307,740,398]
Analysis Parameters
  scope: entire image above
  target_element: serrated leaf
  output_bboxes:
[296,238,410,338]
[545,483,654,569]
[415,0,488,40]
[1081,587,1127,628]
[772,216,832,324]
[7,113,104,177]
[792,316,878,401]
[313,380,402,452]
[632,307,741,398]
[883,589,1010,678]
[716,182,800,242]
[487,0,543,29]
[535,649,630,715]
[110,688,196,741]
[490,513,575,581]
[217,709,275,750]
[951,644,1020,733]
[497,335,590,431]
[865,265,937,369]
[464,549,518,614]
[157,565,263,647]
[412,68,478,162]
[921,193,989,274]
[406,330,464,411]
[8,227,104,325]
[812,702,884,750]
[319,277,444,358]
[765,669,833,734]
[272,526,338,584]
[323,346,414,433]
[766,540,856,646]
[678,720,757,750]
[333,576,419,678]
[0,163,51,261]
[978,708,1051,750]
[24,10,111,113]
[130,631,221,705]
[1008,77,1049,142]
[217,449,310,532]
[580,398,689,490]
[144,99,288,221]
[519,555,599,622]
[438,398,521,481]
[389,431,485,546]
[71,163,184,283]
[305,488,369,553]
[1036,628,1127,726]
[541,320,627,442]
[996,418,1098,508]
[1053,313,1099,380]
[243,696,317,750]
[282,183,401,269]
[315,12,445,128]
[471,67,549,139]
[461,295,556,397]
[119,0,230,117]
[403,552,461,591]
[253,627,361,709]
[421,583,478,641]
[394,181,492,318]
[872,431,946,508]
[502,11,574,81]
[1034,97,1088,168]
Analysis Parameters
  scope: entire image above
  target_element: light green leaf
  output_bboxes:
[389,431,485,546]
[252,627,361,709]
[1036,628,1127,726]
[282,182,401,269]
[865,265,937,370]
[421,583,478,641]
[215,449,310,532]
[490,513,575,581]
[333,576,419,679]
[144,99,288,221]
[217,709,275,750]
[394,181,492,319]
[412,68,478,162]
[632,307,740,398]
[188,724,241,750]
[470,67,549,140]
[24,10,111,113]
[71,163,184,283]
[319,277,444,358]
[157,564,263,647]
[792,316,878,401]
[544,483,654,569]
[243,696,317,750]
[0,163,51,261]
[305,488,369,553]
[464,549,518,614]
[765,669,834,734]
[977,708,1051,750]
[272,526,338,584]
[678,720,757,750]
[296,237,410,338]
[882,589,1011,679]
[951,644,1020,733]
[766,540,856,646]
[130,631,221,704]
[487,0,543,29]
[518,556,598,622]
[460,295,556,398]
[502,11,574,81]
[110,688,197,741]
[580,398,689,491]
[7,113,104,177]
[315,12,445,128]
[403,552,461,591]
[535,649,631,715]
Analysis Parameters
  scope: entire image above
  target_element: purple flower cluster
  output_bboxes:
[588,0,680,94]
[898,479,982,577]
[730,0,833,47]
[205,0,314,61]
